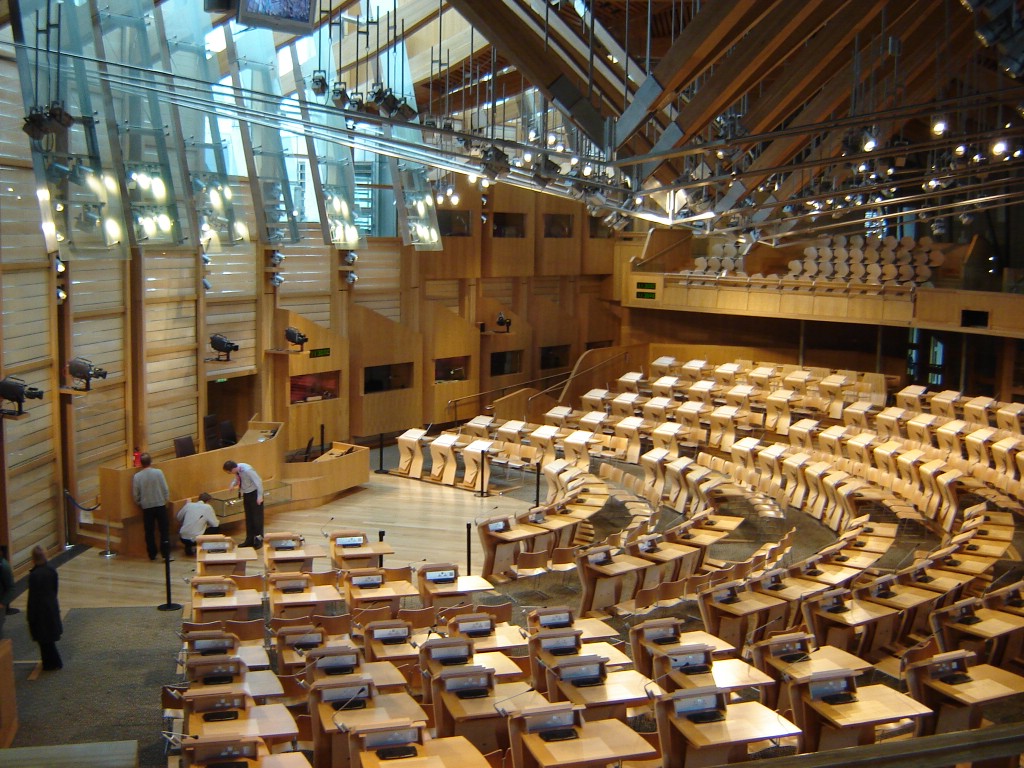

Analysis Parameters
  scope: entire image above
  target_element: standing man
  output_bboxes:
[176,493,221,556]
[132,452,170,561]
[27,545,62,671]
[223,460,264,549]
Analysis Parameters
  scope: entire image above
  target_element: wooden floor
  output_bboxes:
[8,471,532,613]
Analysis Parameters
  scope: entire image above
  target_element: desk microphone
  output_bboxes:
[643,670,676,700]
[331,685,369,731]
[437,601,468,622]
[493,685,536,716]
[744,615,785,651]
[321,517,335,539]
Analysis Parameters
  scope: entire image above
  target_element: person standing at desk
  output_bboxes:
[223,460,264,549]
[27,546,62,671]
[132,452,170,561]
[176,493,221,556]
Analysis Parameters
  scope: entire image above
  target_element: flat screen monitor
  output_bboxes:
[487,519,511,533]
[536,610,572,629]
[523,707,577,734]
[671,692,719,716]
[336,535,364,548]
[236,0,318,36]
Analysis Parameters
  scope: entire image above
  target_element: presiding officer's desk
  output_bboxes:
[312,679,427,768]
[655,688,801,768]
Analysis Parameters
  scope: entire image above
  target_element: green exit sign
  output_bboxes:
[309,347,331,358]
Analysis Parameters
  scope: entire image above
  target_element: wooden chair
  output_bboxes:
[384,565,413,582]
[352,605,392,630]
[478,600,514,624]
[397,605,437,629]
[269,615,311,633]
[230,574,265,592]
[313,613,352,637]
[181,620,223,633]
[160,684,187,755]
[506,549,549,579]
[308,570,340,588]
[225,618,266,643]
[275,671,311,711]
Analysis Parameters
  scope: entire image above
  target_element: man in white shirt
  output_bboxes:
[176,493,220,556]
[223,460,264,549]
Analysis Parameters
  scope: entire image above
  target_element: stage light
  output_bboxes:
[55,287,67,304]
[394,98,418,121]
[368,83,386,105]
[0,376,43,415]
[481,145,510,178]
[55,256,66,275]
[343,250,358,266]
[202,277,213,290]
[331,82,349,108]
[270,273,285,288]
[378,89,400,116]
[931,115,948,135]
[209,333,239,361]
[311,70,329,96]
[47,101,74,130]
[22,108,53,140]
[68,357,108,391]
[345,272,358,286]
[862,130,878,152]
[269,250,284,267]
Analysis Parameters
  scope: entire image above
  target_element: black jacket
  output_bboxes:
[27,564,62,644]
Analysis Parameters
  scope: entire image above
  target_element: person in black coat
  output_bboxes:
[27,545,62,671]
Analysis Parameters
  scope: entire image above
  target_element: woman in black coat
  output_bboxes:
[27,545,62,671]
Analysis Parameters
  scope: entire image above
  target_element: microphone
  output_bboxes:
[410,624,445,649]
[744,615,785,651]
[330,685,369,731]
[492,685,536,716]
[321,517,335,539]
[437,601,468,622]
[643,669,676,700]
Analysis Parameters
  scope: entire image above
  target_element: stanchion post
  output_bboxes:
[534,463,541,507]
[375,432,389,474]
[157,538,182,612]
[466,522,472,575]
[378,529,386,568]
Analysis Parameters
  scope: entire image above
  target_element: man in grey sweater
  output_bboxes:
[132,453,170,560]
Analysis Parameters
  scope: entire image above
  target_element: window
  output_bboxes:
[434,356,469,382]
[437,210,472,237]
[540,345,571,369]
[543,214,572,238]
[363,362,413,393]
[490,351,523,377]
[492,212,526,238]
[290,371,339,404]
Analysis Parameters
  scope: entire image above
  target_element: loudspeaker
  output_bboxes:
[204,0,236,12]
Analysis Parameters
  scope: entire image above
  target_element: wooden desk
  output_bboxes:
[553,669,658,721]
[308,662,408,693]
[663,700,800,768]
[938,607,1024,666]
[347,580,418,615]
[420,576,493,609]
[578,553,652,615]
[799,562,862,588]
[189,670,285,702]
[804,684,930,751]
[188,703,298,745]
[665,658,774,696]
[359,736,489,768]
[460,623,529,655]
[920,663,1024,734]
[192,588,263,623]
[424,651,525,683]
[438,682,549,753]
[315,693,427,768]
[702,591,787,650]
[269,585,343,619]
[197,546,258,576]
[810,598,898,656]
[521,717,656,768]
[535,642,632,673]
[332,542,395,571]
[265,544,327,573]
[0,640,15,748]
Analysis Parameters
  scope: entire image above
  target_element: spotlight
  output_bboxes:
[285,326,308,351]
[976,12,1014,46]
[331,82,349,107]
[862,130,878,152]
[22,108,51,140]
[0,376,44,416]
[202,253,212,266]
[46,162,72,183]
[931,115,948,135]
[343,250,358,266]
[55,256,66,274]
[192,176,207,195]
[270,273,285,288]
[56,287,67,304]
[209,333,239,361]
[345,272,358,286]
[269,250,284,267]
[394,98,418,121]
[378,89,400,116]
[311,70,329,96]
[496,312,512,333]
[368,83,386,105]
[202,277,213,290]
[993,139,1009,155]
[481,145,510,177]
[68,357,108,391]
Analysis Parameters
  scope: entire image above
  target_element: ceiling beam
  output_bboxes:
[447,0,605,146]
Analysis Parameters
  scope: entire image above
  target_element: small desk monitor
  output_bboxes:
[530,607,574,630]
[422,566,458,585]
[197,535,232,553]
[931,545,963,568]
[184,736,260,767]
[669,687,728,723]
[440,666,494,699]
[868,575,898,600]
[186,690,247,719]
[348,569,385,589]
[951,599,982,625]
[821,589,850,614]
[712,582,742,605]
[807,669,859,705]
[308,646,360,676]
[187,631,238,657]
[925,650,974,685]
[319,678,375,711]
[368,621,412,646]
[336,534,366,548]
[554,655,608,688]
[280,626,325,652]
[186,655,245,685]
[640,618,680,646]
[451,613,495,639]
[353,720,425,760]
[765,632,813,664]
[266,534,301,552]
[485,516,513,534]
[192,577,235,598]
[271,574,311,595]
[537,629,583,657]
[424,638,472,666]
[526,507,548,525]
[665,644,713,675]
[522,704,582,742]
[636,535,662,554]
[585,547,614,567]
[760,568,787,592]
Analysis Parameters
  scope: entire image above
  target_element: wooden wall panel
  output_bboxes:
[144,252,196,301]
[146,301,198,350]
[276,235,332,328]
[205,300,258,373]
[71,259,126,313]
[73,386,128,501]
[2,269,50,368]
[6,460,61,564]
[352,239,404,322]
[0,60,33,168]
[3,368,55,467]
[0,172,49,257]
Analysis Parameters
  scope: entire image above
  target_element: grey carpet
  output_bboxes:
[5,604,183,768]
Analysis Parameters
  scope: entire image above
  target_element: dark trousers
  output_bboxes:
[242,491,264,547]
[180,526,221,556]
[39,640,62,670]
[142,505,170,560]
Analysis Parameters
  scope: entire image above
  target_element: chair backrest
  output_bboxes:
[353,605,392,629]
[182,620,223,633]
[303,436,314,462]
[384,566,413,582]
[313,613,352,637]
[219,420,238,446]
[174,435,196,458]
[269,615,310,633]
[478,601,514,624]
[229,574,264,592]
[224,618,266,642]
[397,605,437,629]
[203,414,220,450]
[308,570,340,588]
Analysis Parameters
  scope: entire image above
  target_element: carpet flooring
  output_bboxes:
[4,604,183,767]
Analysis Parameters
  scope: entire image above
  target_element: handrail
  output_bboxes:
[526,349,633,415]
[445,371,571,423]
[743,721,1024,768]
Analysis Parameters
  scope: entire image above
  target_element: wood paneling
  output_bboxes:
[422,301,481,424]
[2,268,51,368]
[6,459,61,564]
[535,194,581,276]
[352,238,405,322]
[483,184,535,278]
[276,232,332,329]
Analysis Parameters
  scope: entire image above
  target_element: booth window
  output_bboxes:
[490,350,523,377]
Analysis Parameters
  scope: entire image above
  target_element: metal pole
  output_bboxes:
[157,535,181,612]
[375,432,389,474]
[378,529,386,568]
[465,522,472,575]
[535,461,541,507]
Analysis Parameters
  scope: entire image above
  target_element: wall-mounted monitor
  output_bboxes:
[236,0,318,36]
